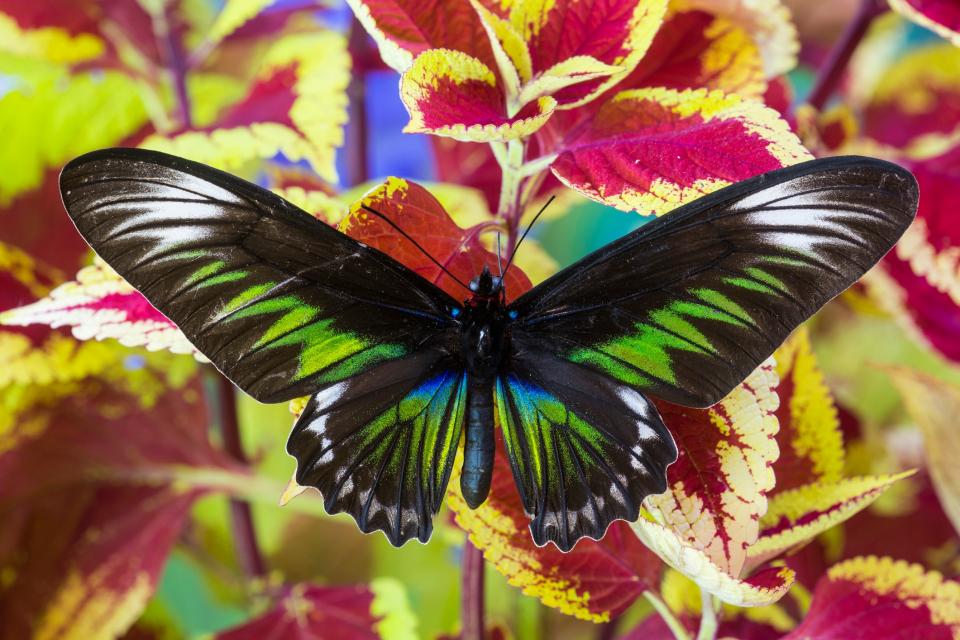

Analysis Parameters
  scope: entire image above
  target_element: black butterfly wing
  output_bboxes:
[61,148,470,545]
[495,341,677,551]
[289,346,467,545]
[509,156,918,408]
[60,148,461,403]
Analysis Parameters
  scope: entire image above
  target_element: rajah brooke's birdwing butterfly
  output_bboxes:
[59,148,918,551]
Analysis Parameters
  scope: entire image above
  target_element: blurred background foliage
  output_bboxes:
[2,0,960,639]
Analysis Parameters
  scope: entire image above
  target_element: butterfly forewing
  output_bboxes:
[508,156,919,408]
[60,148,459,403]
[60,148,467,546]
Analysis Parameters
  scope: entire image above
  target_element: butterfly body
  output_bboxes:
[59,149,918,551]
[459,265,509,508]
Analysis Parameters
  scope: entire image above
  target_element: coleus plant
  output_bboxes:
[1,1,959,639]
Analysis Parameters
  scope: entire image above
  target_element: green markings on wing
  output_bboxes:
[180,259,407,383]
[567,289,762,388]
[497,377,616,489]
[356,372,466,505]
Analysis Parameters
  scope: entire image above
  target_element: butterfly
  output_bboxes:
[60,148,918,551]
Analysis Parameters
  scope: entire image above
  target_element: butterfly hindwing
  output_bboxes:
[289,347,467,545]
[509,156,919,408]
[60,148,460,403]
[496,338,677,551]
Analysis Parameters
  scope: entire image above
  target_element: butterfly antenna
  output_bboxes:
[502,195,555,277]
[496,231,504,278]
[360,204,471,292]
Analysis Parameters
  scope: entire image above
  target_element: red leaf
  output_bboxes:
[783,556,960,639]
[0,169,92,277]
[0,383,241,640]
[862,43,960,150]
[340,177,531,301]
[213,580,415,640]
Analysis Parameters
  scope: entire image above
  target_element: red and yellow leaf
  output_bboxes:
[861,43,960,153]
[888,368,960,537]
[213,579,417,640]
[551,87,811,215]
[494,0,669,108]
[890,0,960,46]
[672,0,799,78]
[640,360,780,583]
[399,48,557,142]
[770,328,844,495]
[620,10,766,99]
[632,514,795,606]
[0,259,198,358]
[340,177,531,300]
[864,258,960,363]
[747,472,914,569]
[346,0,494,72]
[892,148,960,307]
[784,556,960,639]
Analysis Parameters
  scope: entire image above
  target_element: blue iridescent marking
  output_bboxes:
[508,310,518,320]
[451,307,461,318]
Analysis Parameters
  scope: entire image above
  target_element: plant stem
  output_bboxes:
[215,375,267,578]
[643,591,690,640]
[158,7,192,129]
[696,590,718,640]
[462,540,485,640]
[346,18,370,186]
[805,0,887,112]
[595,617,620,640]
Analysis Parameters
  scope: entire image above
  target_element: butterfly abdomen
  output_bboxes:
[461,377,494,508]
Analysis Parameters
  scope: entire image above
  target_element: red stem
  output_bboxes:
[161,9,192,129]
[462,540,485,640]
[805,0,887,112]
[216,375,267,578]
[596,618,620,640]
[346,19,370,186]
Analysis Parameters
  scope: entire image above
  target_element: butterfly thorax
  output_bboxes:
[460,266,509,380]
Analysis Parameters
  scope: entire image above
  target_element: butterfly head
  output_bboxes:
[469,265,503,299]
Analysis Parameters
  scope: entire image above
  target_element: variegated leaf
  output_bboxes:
[784,556,960,639]
[399,48,557,142]
[747,472,914,569]
[672,0,799,77]
[770,328,844,495]
[642,360,780,582]
[620,10,766,99]
[550,87,811,215]
[0,259,199,358]
[862,43,960,153]
[889,0,960,47]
